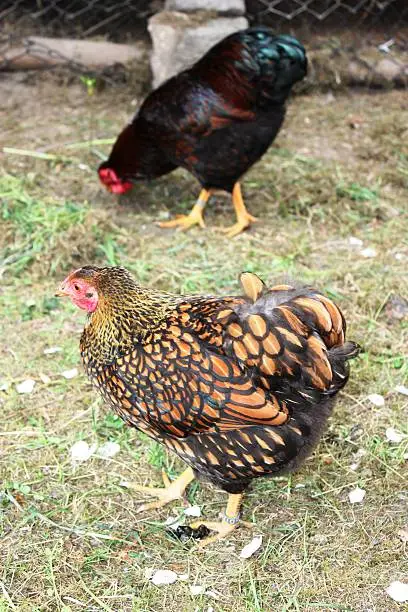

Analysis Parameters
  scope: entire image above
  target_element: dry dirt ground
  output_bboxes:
[0,71,407,611]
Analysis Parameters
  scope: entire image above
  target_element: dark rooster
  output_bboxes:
[56,267,358,547]
[98,28,307,237]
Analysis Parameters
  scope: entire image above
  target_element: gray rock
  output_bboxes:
[375,58,402,81]
[148,11,248,88]
[165,0,245,15]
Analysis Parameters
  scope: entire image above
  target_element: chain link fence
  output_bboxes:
[247,0,407,25]
[0,0,407,88]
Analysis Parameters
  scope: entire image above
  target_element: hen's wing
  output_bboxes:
[105,275,357,441]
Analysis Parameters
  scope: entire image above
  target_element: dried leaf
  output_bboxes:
[385,295,408,321]
[16,379,36,394]
[239,535,263,559]
[386,581,408,603]
[149,569,178,586]
[348,487,366,504]
[39,373,51,384]
[367,393,385,407]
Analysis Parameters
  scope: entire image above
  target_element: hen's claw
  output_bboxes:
[190,519,239,547]
[189,492,246,548]
[123,467,195,513]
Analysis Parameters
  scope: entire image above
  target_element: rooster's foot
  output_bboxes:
[158,189,211,231]
[219,213,258,238]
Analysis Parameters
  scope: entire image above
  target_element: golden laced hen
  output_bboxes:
[56,266,359,547]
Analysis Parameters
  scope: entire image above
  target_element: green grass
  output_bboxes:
[0,77,407,611]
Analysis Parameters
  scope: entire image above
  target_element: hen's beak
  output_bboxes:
[55,285,69,298]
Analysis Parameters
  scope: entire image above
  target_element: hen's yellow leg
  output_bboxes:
[190,493,247,548]
[220,183,257,238]
[158,189,211,231]
[124,467,195,513]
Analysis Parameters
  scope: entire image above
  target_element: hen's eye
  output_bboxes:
[74,284,80,291]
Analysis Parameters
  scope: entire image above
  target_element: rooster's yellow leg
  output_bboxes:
[190,493,246,548]
[158,189,211,231]
[124,467,195,513]
[220,183,257,238]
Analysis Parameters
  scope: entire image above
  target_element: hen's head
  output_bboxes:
[56,266,137,313]
[56,266,101,312]
[98,166,133,195]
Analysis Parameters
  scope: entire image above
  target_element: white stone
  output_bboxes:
[43,346,62,354]
[70,441,97,465]
[97,441,121,458]
[348,487,366,504]
[239,534,263,558]
[164,515,182,530]
[386,581,408,603]
[361,247,377,258]
[348,236,363,246]
[385,427,406,444]
[395,384,408,396]
[148,11,248,88]
[61,368,79,379]
[367,393,385,407]
[190,585,206,595]
[165,0,245,15]
[150,569,178,586]
[184,504,201,517]
[16,379,36,394]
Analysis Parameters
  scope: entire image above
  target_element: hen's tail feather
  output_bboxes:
[226,273,359,399]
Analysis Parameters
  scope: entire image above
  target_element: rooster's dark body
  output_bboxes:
[99,28,307,236]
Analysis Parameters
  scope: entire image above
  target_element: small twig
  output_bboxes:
[34,510,140,546]
[64,564,115,612]
[63,138,115,150]
[5,492,140,545]
[0,582,16,610]
[2,147,74,162]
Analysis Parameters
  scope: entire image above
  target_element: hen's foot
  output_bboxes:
[190,493,248,548]
[123,467,195,513]
[190,518,238,548]
[158,189,211,231]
